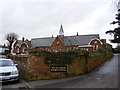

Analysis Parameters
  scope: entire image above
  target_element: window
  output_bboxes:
[0,60,14,67]
[86,48,88,51]
[94,41,97,44]
[56,41,61,51]
[22,47,25,53]
[96,45,98,50]
[17,48,19,53]
[56,41,60,44]
[93,45,95,48]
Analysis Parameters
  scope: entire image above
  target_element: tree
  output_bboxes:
[106,1,120,47]
[5,33,18,54]
[106,11,120,44]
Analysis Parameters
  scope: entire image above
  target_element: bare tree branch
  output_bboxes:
[5,33,18,54]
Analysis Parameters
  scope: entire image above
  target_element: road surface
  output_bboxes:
[1,54,119,89]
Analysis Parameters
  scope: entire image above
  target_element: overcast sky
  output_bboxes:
[0,0,119,47]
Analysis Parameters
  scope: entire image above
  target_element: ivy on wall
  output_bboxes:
[28,49,89,64]
[45,52,77,64]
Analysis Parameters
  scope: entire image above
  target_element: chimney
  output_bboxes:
[22,37,25,42]
[101,39,106,44]
[76,32,79,36]
[4,44,6,47]
[52,34,53,38]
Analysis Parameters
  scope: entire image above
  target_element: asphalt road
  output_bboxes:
[1,54,119,89]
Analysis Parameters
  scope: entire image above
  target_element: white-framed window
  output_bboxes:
[22,47,25,53]
[17,48,19,53]
[92,45,95,51]
[93,45,95,48]
[56,41,61,51]
[96,45,98,50]
[94,41,98,44]
[56,41,60,44]
[86,48,88,51]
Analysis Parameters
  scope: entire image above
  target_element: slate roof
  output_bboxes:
[31,37,56,47]
[17,40,31,47]
[59,34,99,46]
[17,40,23,46]
[31,34,100,47]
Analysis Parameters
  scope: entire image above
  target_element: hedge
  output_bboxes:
[28,49,88,64]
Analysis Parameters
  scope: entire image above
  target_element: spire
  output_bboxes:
[59,24,64,36]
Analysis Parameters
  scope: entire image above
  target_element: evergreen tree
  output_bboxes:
[106,9,120,44]
[106,1,120,53]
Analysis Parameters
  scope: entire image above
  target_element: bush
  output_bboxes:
[97,47,108,54]
[45,51,77,64]
[28,49,89,64]
[28,50,50,54]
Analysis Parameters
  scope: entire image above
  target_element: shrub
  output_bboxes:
[28,50,50,54]
[28,49,89,64]
[96,47,108,54]
[45,52,77,64]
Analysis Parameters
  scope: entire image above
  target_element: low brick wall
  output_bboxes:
[10,53,113,80]
[87,53,113,71]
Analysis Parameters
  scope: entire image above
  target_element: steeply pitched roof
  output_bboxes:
[17,40,31,47]
[31,34,100,47]
[17,40,22,46]
[31,37,56,47]
[59,25,64,35]
[25,40,31,47]
[59,34,99,46]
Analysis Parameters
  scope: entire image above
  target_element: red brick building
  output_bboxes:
[13,38,31,54]
[13,25,112,54]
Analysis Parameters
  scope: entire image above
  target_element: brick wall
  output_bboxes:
[10,53,113,80]
[87,53,113,71]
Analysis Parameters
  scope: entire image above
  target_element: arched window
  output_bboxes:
[21,43,27,53]
[56,41,61,51]
[17,47,19,53]
[22,47,26,53]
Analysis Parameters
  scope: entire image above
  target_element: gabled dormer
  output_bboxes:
[51,36,65,52]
